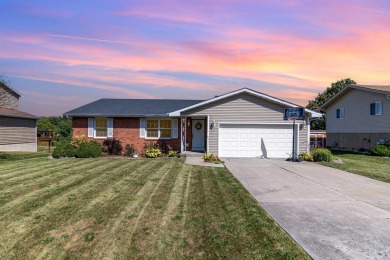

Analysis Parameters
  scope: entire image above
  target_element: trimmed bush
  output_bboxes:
[312,148,332,162]
[76,141,102,158]
[103,138,123,155]
[52,141,76,158]
[370,145,390,157]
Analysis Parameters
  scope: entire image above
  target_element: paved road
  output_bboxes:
[224,158,390,260]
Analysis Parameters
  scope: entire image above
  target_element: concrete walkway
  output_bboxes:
[224,158,390,260]
[185,156,225,168]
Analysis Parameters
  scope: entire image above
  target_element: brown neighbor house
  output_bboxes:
[64,88,321,158]
[0,81,38,152]
[320,84,390,151]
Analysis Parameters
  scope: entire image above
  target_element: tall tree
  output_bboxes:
[37,116,72,140]
[307,78,356,130]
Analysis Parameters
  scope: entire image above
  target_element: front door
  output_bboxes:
[192,119,205,151]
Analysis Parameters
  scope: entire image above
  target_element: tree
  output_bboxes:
[37,116,72,141]
[307,78,356,130]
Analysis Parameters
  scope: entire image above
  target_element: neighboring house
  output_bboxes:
[64,88,321,158]
[0,81,37,152]
[320,84,390,151]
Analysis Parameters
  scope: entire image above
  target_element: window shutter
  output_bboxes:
[107,118,113,137]
[377,102,383,115]
[140,118,146,138]
[88,118,94,137]
[172,119,178,138]
[336,109,340,119]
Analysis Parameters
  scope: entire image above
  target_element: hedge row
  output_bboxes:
[52,141,102,158]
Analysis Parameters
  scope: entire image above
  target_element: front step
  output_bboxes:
[181,151,204,158]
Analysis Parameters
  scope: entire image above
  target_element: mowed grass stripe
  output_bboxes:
[0,159,121,219]
[0,159,127,253]
[21,159,162,259]
[0,157,56,174]
[75,160,177,259]
[0,159,109,215]
[181,166,213,258]
[124,160,184,259]
[155,164,192,259]
[0,158,91,183]
[94,160,179,259]
[0,159,100,200]
[2,159,151,258]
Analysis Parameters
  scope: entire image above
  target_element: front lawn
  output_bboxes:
[320,150,390,183]
[0,156,308,259]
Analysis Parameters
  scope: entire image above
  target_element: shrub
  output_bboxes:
[204,153,218,162]
[52,141,76,158]
[125,144,137,156]
[70,135,87,148]
[168,150,178,157]
[76,141,102,158]
[145,148,161,158]
[370,145,390,157]
[299,152,312,161]
[312,148,332,162]
[0,153,11,159]
[103,138,123,155]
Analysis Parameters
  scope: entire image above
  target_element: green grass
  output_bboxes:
[320,151,390,183]
[0,155,308,259]
[0,151,49,161]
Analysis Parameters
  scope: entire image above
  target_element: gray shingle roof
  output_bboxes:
[64,99,204,117]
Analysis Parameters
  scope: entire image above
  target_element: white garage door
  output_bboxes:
[219,124,295,158]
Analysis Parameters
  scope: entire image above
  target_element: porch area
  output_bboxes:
[180,116,209,154]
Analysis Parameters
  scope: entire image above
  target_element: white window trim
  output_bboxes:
[336,108,344,119]
[94,117,109,139]
[145,118,175,140]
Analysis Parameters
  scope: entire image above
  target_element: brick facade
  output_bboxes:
[0,84,19,110]
[72,117,182,154]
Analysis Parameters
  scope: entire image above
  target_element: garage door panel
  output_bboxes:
[219,124,294,158]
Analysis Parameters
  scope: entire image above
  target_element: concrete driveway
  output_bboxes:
[223,158,390,260]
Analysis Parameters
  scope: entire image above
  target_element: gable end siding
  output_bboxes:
[326,89,390,133]
[0,85,19,110]
[182,93,309,154]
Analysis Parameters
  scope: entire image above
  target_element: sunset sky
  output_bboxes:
[1,0,390,116]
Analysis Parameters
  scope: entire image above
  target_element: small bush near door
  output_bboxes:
[312,148,332,162]
[299,152,313,161]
